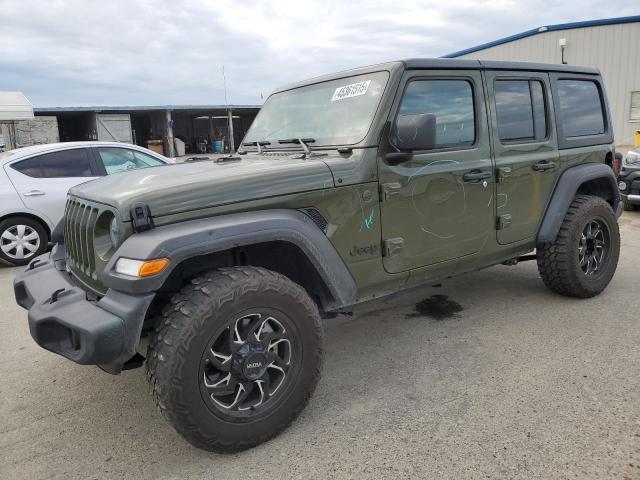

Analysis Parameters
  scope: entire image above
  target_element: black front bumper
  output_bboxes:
[619,168,640,204]
[14,246,154,373]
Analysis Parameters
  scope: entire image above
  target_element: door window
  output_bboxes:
[557,80,605,137]
[398,80,475,149]
[11,149,93,178]
[95,147,165,174]
[494,80,547,142]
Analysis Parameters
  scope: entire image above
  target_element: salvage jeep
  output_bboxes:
[14,59,622,452]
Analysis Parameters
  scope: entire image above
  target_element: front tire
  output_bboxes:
[0,216,48,266]
[537,195,620,298]
[146,266,323,452]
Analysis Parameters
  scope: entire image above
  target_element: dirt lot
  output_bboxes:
[1,212,639,480]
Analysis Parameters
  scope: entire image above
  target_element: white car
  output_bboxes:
[0,141,174,266]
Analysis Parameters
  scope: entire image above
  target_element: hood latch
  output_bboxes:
[130,202,155,233]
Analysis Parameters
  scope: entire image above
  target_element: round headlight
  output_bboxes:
[94,211,117,261]
[109,216,119,248]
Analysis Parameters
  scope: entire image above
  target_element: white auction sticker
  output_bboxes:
[331,80,371,101]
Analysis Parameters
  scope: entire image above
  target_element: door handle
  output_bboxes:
[462,171,492,183]
[23,190,45,196]
[532,161,557,172]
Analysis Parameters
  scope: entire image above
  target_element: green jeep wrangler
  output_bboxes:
[14,59,622,452]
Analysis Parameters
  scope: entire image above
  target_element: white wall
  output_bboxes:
[456,22,640,146]
[15,116,59,146]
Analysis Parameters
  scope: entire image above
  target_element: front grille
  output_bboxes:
[64,195,111,287]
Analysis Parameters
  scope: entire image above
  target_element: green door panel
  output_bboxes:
[485,70,561,245]
[378,70,495,273]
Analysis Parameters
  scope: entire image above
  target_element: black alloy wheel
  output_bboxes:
[199,311,296,417]
[578,219,609,276]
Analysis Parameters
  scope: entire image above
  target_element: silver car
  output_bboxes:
[618,147,640,211]
[0,141,173,266]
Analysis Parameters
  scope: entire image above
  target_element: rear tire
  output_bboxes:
[0,216,48,266]
[537,195,620,298]
[145,266,323,452]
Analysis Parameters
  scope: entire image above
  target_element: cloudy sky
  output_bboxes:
[0,0,638,107]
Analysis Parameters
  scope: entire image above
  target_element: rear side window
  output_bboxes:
[398,79,475,149]
[11,156,43,178]
[11,149,93,178]
[494,79,547,142]
[557,80,605,137]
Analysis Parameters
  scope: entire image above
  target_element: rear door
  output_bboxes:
[485,70,560,244]
[4,147,98,225]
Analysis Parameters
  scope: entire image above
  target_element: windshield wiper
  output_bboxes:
[278,138,325,159]
[242,140,271,154]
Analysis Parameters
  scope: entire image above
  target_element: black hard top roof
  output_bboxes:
[273,58,599,94]
[402,58,599,75]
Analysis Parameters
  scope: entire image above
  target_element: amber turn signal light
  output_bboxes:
[138,258,170,277]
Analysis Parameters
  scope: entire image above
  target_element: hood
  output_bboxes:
[70,155,335,218]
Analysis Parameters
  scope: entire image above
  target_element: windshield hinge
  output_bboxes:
[383,237,404,257]
[496,167,511,183]
[380,182,401,202]
[130,202,154,233]
[496,214,512,230]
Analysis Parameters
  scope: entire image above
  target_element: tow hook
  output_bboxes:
[49,288,68,304]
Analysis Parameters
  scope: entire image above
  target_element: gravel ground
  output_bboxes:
[1,212,639,480]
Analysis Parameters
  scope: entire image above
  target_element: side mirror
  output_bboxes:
[394,113,436,152]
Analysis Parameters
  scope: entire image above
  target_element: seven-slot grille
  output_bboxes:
[64,196,103,281]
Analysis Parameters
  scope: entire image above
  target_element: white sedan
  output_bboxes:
[0,141,173,266]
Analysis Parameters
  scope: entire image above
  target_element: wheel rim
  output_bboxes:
[199,311,294,417]
[1,224,41,260]
[578,218,609,276]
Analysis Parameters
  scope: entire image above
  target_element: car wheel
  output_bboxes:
[0,216,48,266]
[536,195,620,298]
[146,266,323,452]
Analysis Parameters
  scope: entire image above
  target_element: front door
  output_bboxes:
[484,70,560,244]
[379,70,495,273]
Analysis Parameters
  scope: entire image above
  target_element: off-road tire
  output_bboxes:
[0,216,48,266]
[537,195,620,298]
[145,266,323,452]
[623,197,639,211]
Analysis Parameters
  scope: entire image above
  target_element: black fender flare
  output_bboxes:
[100,209,357,310]
[537,163,622,244]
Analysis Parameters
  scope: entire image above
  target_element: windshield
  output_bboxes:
[244,71,389,147]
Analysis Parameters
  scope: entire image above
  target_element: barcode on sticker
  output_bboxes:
[331,80,371,101]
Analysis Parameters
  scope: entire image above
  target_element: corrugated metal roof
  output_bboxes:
[0,91,34,121]
[443,15,640,58]
[33,104,261,113]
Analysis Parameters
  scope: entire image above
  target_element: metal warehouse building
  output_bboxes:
[444,15,640,146]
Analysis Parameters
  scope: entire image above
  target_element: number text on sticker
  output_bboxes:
[331,80,371,102]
